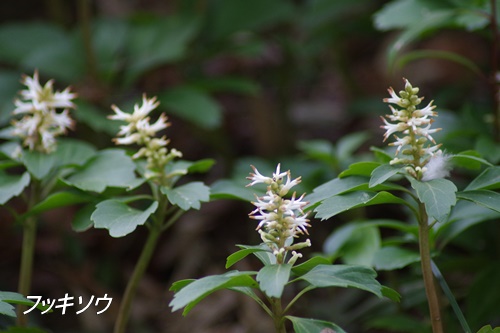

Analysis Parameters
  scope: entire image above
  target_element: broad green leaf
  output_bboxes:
[169,271,258,315]
[409,178,457,223]
[256,264,292,298]
[210,179,255,202]
[457,190,500,214]
[323,220,417,259]
[0,171,30,204]
[291,257,331,277]
[436,200,499,248]
[339,161,381,178]
[297,264,383,298]
[324,224,381,266]
[373,246,421,270]
[374,0,438,30]
[466,166,500,191]
[21,150,56,180]
[72,204,96,232]
[161,181,210,210]
[370,164,404,187]
[226,247,270,269]
[24,191,91,218]
[64,149,140,193]
[306,176,368,208]
[92,200,158,237]
[170,279,195,292]
[186,159,215,173]
[125,15,200,84]
[53,139,96,168]
[452,150,492,170]
[314,191,410,221]
[0,291,51,317]
[286,316,347,333]
[159,86,222,129]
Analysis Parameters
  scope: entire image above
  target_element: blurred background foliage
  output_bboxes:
[0,0,499,332]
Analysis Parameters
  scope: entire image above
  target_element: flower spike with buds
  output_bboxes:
[247,164,311,264]
[11,70,76,153]
[109,95,183,184]
[382,79,451,181]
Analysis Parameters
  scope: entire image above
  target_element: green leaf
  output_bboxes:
[374,0,434,30]
[0,171,30,204]
[370,164,404,187]
[339,161,381,178]
[236,244,276,266]
[314,191,410,221]
[373,246,421,270]
[210,179,255,202]
[159,86,222,129]
[21,150,56,180]
[306,176,368,208]
[296,264,383,298]
[256,264,292,298]
[53,139,96,168]
[457,190,500,214]
[24,191,91,217]
[286,316,347,333]
[291,257,331,277]
[64,149,140,193]
[452,150,492,170]
[466,166,500,191]
[72,204,96,232]
[125,15,200,84]
[91,200,158,237]
[161,181,210,210]
[186,158,215,173]
[409,178,457,223]
[226,246,270,269]
[169,271,258,315]
[476,325,500,333]
[328,224,381,266]
[0,291,51,317]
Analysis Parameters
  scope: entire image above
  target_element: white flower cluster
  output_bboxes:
[11,71,75,153]
[109,95,182,182]
[382,79,450,180]
[247,164,311,264]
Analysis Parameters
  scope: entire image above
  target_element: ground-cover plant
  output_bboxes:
[308,79,500,333]
[169,163,399,332]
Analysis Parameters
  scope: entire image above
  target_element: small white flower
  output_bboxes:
[247,165,273,186]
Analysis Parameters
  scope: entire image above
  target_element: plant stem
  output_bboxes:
[113,225,161,333]
[270,297,287,333]
[16,180,41,326]
[417,203,443,333]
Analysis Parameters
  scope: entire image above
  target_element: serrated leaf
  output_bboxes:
[0,171,30,204]
[226,247,270,269]
[161,181,210,210]
[409,178,457,222]
[370,164,404,187]
[297,264,383,298]
[210,179,255,202]
[92,200,158,237]
[314,191,410,221]
[373,246,421,270]
[286,316,347,333]
[169,271,258,315]
[457,190,500,214]
[0,291,50,317]
[256,264,292,298]
[64,149,139,193]
[476,325,500,333]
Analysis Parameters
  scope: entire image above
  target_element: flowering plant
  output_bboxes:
[169,164,398,333]
[308,79,500,333]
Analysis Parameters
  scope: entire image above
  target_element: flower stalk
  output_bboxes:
[382,79,445,333]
